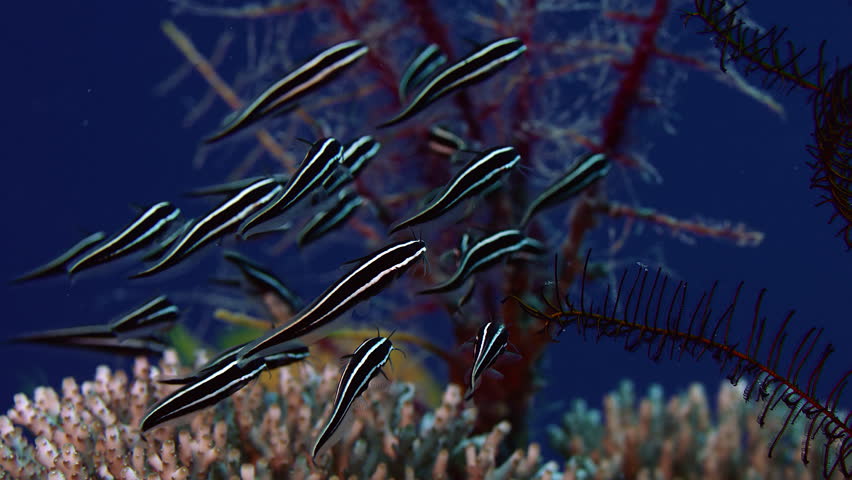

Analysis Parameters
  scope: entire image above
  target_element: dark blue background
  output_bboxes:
[1,0,848,454]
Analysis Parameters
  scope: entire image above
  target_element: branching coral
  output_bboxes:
[548,380,837,479]
[0,351,555,480]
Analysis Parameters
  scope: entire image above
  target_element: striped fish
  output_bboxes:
[223,250,303,312]
[9,328,168,356]
[204,40,368,144]
[12,231,105,283]
[298,189,364,246]
[68,202,180,274]
[185,174,289,198]
[389,146,519,233]
[140,343,310,432]
[109,295,180,339]
[322,136,381,195]
[9,296,177,355]
[378,37,526,128]
[132,178,281,278]
[313,336,395,459]
[427,124,467,158]
[238,138,343,239]
[465,322,508,400]
[159,341,309,386]
[520,153,611,227]
[236,239,426,362]
[419,229,544,294]
[141,217,195,261]
[398,44,447,101]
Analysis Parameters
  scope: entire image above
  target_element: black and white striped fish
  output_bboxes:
[238,138,343,239]
[236,239,426,362]
[298,189,364,246]
[427,124,467,158]
[313,336,396,459]
[378,37,526,128]
[159,341,309,386]
[185,174,289,198]
[520,153,611,227]
[8,328,169,356]
[132,178,281,278]
[9,296,178,355]
[68,202,181,274]
[398,44,447,101]
[465,322,508,400]
[109,295,180,339]
[12,231,105,283]
[322,136,381,195]
[390,146,520,233]
[223,250,303,312]
[419,229,544,294]
[204,40,368,144]
[141,217,195,261]
[140,343,310,432]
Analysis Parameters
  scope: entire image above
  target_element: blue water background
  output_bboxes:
[0,0,849,454]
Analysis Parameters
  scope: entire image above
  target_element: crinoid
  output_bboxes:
[508,253,851,478]
[683,0,851,250]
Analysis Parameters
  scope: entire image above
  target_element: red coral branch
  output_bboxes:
[601,0,669,153]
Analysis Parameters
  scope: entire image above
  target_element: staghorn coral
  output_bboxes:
[547,380,839,479]
[2,351,831,479]
[0,350,554,480]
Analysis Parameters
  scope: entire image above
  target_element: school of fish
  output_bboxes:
[10,35,613,459]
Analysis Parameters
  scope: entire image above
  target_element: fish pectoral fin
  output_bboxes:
[500,351,523,364]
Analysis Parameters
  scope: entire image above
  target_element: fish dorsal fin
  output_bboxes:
[459,232,471,255]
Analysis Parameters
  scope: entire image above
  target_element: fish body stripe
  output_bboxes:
[13,231,105,283]
[257,41,369,116]
[142,218,194,261]
[298,190,363,246]
[224,251,303,310]
[428,38,526,101]
[428,125,467,156]
[521,153,611,226]
[263,346,311,369]
[110,296,179,336]
[186,174,288,197]
[238,240,426,361]
[142,343,310,429]
[468,322,508,398]
[323,136,381,193]
[420,229,543,294]
[313,337,393,458]
[133,178,281,278]
[239,139,343,237]
[204,41,368,143]
[140,356,267,432]
[399,44,447,100]
[10,327,167,356]
[390,146,519,233]
[341,136,380,175]
[162,343,309,385]
[69,202,180,274]
[379,37,525,128]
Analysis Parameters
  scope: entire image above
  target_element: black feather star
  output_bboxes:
[506,253,851,478]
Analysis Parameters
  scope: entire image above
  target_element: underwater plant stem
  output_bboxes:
[591,200,766,246]
[160,21,291,168]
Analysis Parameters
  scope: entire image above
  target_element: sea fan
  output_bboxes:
[508,254,851,478]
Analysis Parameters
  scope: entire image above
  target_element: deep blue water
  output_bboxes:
[0,0,849,460]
